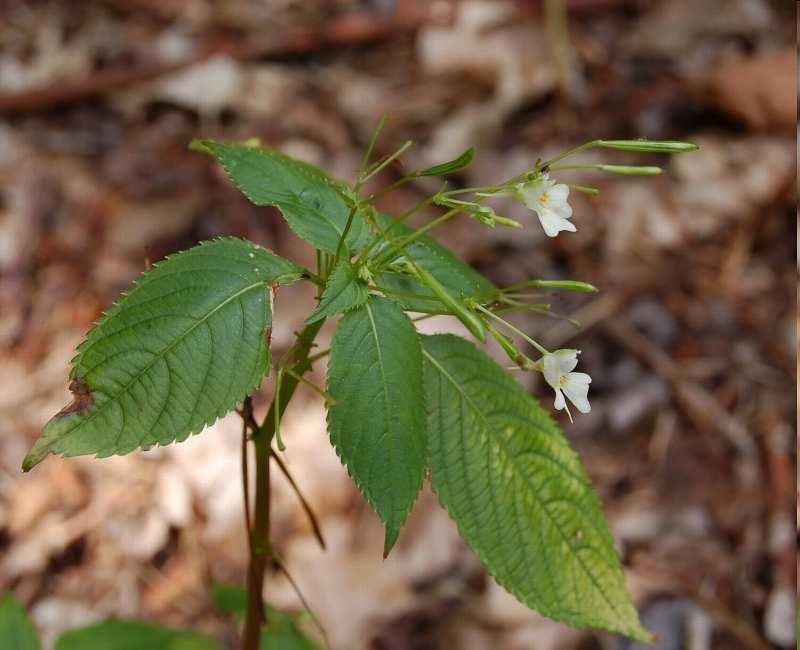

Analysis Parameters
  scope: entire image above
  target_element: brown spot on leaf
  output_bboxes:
[56,378,93,416]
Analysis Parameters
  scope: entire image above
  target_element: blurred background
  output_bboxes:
[0,1,796,648]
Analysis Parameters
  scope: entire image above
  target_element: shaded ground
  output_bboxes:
[0,1,796,648]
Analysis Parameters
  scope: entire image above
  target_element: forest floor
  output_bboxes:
[0,1,796,648]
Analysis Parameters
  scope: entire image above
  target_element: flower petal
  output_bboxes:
[551,201,573,220]
[563,373,591,413]
[517,175,555,209]
[552,349,579,374]
[542,354,563,389]
[518,184,544,210]
[548,183,570,203]
[537,209,577,237]
[553,387,566,410]
[566,371,591,386]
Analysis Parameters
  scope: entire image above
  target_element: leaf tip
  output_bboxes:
[629,622,656,644]
[21,447,45,472]
[188,139,213,154]
[416,146,477,176]
[382,529,398,559]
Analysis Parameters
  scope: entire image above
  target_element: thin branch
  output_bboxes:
[356,115,387,189]
[360,140,413,185]
[241,399,254,556]
[270,450,326,550]
[284,367,336,405]
[307,348,331,364]
[272,552,331,648]
[243,432,271,649]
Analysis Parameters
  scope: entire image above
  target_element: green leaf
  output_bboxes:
[195,140,368,255]
[416,147,475,176]
[211,583,249,615]
[305,261,368,325]
[211,584,320,650]
[259,615,320,650]
[54,620,221,650]
[23,238,302,470]
[373,213,494,313]
[327,296,426,555]
[421,334,651,641]
[0,594,40,650]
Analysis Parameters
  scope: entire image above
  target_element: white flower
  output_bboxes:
[516,174,575,237]
[541,349,591,419]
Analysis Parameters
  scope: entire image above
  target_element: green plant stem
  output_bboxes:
[333,115,390,266]
[332,203,358,265]
[371,207,460,269]
[441,183,505,196]
[241,412,253,557]
[473,303,550,356]
[366,175,415,202]
[307,347,330,364]
[549,163,602,171]
[541,140,599,168]
[242,319,325,650]
[270,449,326,549]
[243,429,270,650]
[568,183,599,195]
[318,251,331,281]
[357,115,387,188]
[284,366,335,404]
[360,140,413,185]
[372,284,441,306]
[354,193,439,266]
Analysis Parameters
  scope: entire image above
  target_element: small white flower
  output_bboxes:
[516,174,575,237]
[541,349,591,419]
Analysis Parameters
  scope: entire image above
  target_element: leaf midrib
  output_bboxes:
[422,346,629,628]
[364,300,398,517]
[309,265,363,321]
[50,280,267,444]
[221,147,351,243]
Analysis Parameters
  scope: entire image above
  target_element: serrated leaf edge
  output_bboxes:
[326,299,426,556]
[421,336,651,642]
[200,142,366,255]
[23,238,300,470]
[305,262,368,324]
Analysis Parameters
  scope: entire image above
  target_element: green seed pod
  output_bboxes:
[413,265,486,342]
[597,139,698,153]
[528,279,598,292]
[596,164,662,175]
